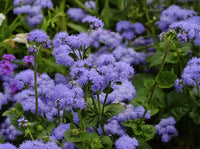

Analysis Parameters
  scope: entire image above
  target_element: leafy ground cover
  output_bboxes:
[0,0,200,148]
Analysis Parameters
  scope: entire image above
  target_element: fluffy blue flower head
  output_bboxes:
[67,8,86,21]
[115,135,139,149]
[0,143,17,149]
[27,29,51,47]
[51,123,70,140]
[82,15,104,29]
[156,5,197,31]
[181,57,200,86]
[155,117,178,142]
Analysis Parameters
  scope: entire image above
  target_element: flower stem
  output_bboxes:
[139,39,171,126]
[34,54,38,118]
[101,81,111,114]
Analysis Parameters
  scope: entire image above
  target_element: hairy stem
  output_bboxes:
[34,54,38,118]
[139,39,171,126]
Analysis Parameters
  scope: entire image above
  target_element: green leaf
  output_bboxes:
[104,103,125,120]
[137,142,152,149]
[66,22,87,32]
[122,120,143,135]
[151,88,166,108]
[100,136,113,149]
[169,104,191,121]
[143,78,155,90]
[156,71,177,88]
[165,52,179,64]
[2,110,10,116]
[141,124,156,141]
[15,102,23,113]
[189,107,200,125]
[37,121,55,139]
[132,73,154,89]
[40,57,66,75]
[179,43,191,56]
[122,121,156,142]
[0,136,5,144]
[146,51,163,67]
[84,100,98,127]
[166,91,193,121]
[150,108,159,116]
[100,0,110,28]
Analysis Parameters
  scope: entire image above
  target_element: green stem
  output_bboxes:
[34,54,38,118]
[101,81,111,114]
[26,128,34,140]
[195,81,200,97]
[78,48,83,59]
[188,116,194,148]
[91,94,100,120]
[139,39,171,126]
[71,48,79,60]
[58,109,61,124]
[62,108,66,123]
[77,111,85,131]
[97,92,101,116]
[59,0,67,31]
[158,40,171,75]
[95,0,99,15]
[74,0,96,15]
[4,0,9,14]
[8,15,20,30]
[143,0,157,44]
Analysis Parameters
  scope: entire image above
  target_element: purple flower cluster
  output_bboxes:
[84,1,96,10]
[82,15,104,29]
[51,123,70,140]
[115,135,139,149]
[175,57,200,93]
[109,104,151,123]
[27,29,51,51]
[67,8,86,21]
[18,140,61,149]
[13,0,53,28]
[104,104,150,137]
[53,32,90,66]
[10,69,85,119]
[0,54,15,76]
[169,20,200,46]
[116,20,145,40]
[0,143,17,149]
[156,5,197,31]
[70,54,134,93]
[67,1,96,22]
[99,80,136,104]
[23,55,34,66]
[89,28,122,49]
[0,117,22,141]
[112,45,146,65]
[155,117,178,142]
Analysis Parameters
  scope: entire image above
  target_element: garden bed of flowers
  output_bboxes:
[1,0,200,148]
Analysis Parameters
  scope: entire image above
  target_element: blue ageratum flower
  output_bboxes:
[155,117,178,142]
[0,143,17,149]
[18,140,62,149]
[156,5,197,31]
[116,20,145,40]
[67,8,86,21]
[115,135,139,149]
[51,123,70,140]
[82,15,104,29]
[27,29,51,48]
[13,0,53,28]
[182,57,200,86]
